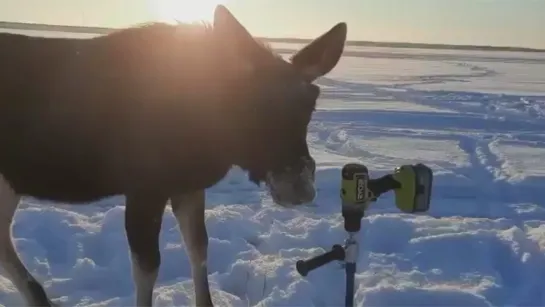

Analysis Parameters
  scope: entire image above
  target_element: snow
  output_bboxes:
[2,44,545,307]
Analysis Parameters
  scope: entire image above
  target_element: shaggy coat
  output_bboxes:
[0,5,347,306]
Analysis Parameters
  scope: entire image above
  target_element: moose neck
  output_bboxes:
[211,92,261,175]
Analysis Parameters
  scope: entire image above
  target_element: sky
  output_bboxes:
[0,0,543,49]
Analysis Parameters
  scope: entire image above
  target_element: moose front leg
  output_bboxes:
[125,193,168,306]
[170,190,213,307]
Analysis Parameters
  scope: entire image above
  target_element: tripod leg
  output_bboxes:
[345,262,355,307]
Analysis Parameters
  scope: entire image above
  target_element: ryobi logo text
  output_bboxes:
[355,173,367,201]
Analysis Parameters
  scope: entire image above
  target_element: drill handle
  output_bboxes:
[296,244,345,276]
[368,174,401,199]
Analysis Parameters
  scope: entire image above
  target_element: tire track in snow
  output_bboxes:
[455,134,545,220]
[455,135,502,219]
[458,135,509,185]
[390,62,499,88]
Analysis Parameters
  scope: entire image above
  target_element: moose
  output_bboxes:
[0,5,347,306]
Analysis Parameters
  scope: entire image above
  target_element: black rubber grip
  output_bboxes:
[368,175,401,198]
[296,244,345,276]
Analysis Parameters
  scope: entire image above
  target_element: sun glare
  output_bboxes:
[152,0,226,24]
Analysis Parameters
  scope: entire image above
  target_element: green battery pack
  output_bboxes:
[392,163,433,213]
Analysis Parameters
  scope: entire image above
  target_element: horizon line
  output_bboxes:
[1,21,544,53]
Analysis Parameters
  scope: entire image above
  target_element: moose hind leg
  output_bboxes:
[0,174,54,306]
[171,190,213,307]
[125,193,168,307]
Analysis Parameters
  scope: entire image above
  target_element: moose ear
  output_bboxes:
[213,5,261,58]
[290,22,347,81]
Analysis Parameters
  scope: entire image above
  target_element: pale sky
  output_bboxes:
[0,0,543,49]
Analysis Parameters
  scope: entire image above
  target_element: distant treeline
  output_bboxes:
[1,21,544,53]
[265,37,545,53]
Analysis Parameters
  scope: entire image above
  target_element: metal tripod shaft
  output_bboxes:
[344,233,358,307]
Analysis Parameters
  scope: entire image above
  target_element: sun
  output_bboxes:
[151,0,226,24]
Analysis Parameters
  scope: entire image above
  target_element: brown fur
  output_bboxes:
[0,5,347,306]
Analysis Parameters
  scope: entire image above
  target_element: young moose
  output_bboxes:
[0,5,347,306]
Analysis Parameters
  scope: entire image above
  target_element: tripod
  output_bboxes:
[295,163,433,307]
